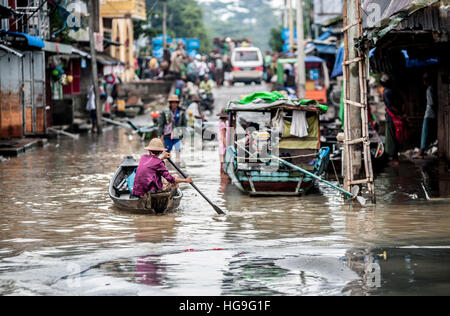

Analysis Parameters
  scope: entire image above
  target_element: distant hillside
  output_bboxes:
[198,0,282,51]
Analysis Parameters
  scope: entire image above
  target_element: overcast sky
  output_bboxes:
[198,0,288,9]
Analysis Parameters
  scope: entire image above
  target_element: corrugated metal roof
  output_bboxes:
[362,0,447,44]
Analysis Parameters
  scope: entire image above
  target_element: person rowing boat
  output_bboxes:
[133,138,193,199]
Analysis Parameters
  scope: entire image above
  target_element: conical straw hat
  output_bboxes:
[144,138,167,152]
[168,95,180,103]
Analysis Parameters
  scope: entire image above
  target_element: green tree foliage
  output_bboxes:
[269,27,284,52]
[135,0,211,53]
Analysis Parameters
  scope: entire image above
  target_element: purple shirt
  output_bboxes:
[133,154,176,197]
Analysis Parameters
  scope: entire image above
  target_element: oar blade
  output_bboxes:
[351,185,360,197]
[213,205,226,215]
[356,196,367,206]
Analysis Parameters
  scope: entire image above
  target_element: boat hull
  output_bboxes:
[109,156,183,214]
[223,147,330,196]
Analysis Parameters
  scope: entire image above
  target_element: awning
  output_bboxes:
[0,43,23,57]
[43,41,73,54]
[226,93,328,113]
[71,47,91,58]
[103,39,121,47]
[0,30,44,49]
[96,53,124,66]
[362,0,443,44]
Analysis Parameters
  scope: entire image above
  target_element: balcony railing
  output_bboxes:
[4,0,50,39]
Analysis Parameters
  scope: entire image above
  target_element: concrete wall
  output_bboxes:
[119,80,174,103]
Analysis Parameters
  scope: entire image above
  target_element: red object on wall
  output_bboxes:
[62,59,81,95]
[8,0,17,31]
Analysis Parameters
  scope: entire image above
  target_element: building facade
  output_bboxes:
[100,0,146,82]
[0,0,48,138]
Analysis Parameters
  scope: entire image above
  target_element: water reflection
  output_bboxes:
[99,255,167,287]
[344,248,450,296]
[1,85,450,295]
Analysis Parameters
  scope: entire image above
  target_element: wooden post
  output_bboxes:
[296,0,306,99]
[88,0,102,134]
[162,0,167,48]
[289,0,294,53]
[283,0,289,29]
[343,0,362,191]
[437,55,450,161]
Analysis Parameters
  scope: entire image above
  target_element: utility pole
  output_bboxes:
[289,0,294,53]
[162,0,167,48]
[283,0,288,29]
[296,0,306,99]
[342,0,375,202]
[88,0,102,134]
[344,0,362,185]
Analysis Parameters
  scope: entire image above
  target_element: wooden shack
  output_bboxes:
[362,1,449,161]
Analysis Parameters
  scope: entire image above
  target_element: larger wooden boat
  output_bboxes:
[109,156,183,213]
[222,94,331,196]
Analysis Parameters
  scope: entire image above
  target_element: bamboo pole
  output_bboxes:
[289,0,294,53]
[88,0,102,134]
[343,0,351,192]
[162,0,167,48]
[296,0,306,99]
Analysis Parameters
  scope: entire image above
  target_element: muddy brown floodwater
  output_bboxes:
[1,84,450,296]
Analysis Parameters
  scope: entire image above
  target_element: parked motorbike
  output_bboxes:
[199,89,214,113]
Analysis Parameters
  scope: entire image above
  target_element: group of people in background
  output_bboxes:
[136,39,231,88]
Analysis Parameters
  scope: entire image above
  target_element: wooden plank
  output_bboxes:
[343,99,365,108]
[9,93,22,137]
[47,127,80,140]
[350,179,371,185]
[36,107,45,134]
[437,65,450,161]
[344,137,368,145]
[0,91,4,138]
[342,19,362,32]
[26,107,33,134]
[343,57,363,65]
[0,92,23,138]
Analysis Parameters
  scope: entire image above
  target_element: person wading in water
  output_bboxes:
[158,95,187,164]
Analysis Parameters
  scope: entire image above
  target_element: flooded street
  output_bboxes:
[1,84,450,296]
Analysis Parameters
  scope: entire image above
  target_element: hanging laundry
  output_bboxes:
[290,110,309,138]
[271,109,285,134]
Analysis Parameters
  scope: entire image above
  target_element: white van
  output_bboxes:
[231,47,264,85]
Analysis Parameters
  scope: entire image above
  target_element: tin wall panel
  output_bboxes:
[0,52,23,138]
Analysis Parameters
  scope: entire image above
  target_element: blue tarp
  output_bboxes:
[317,30,333,41]
[305,55,325,63]
[401,50,438,68]
[0,30,44,48]
[331,45,344,78]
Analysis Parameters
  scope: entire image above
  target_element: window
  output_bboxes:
[235,51,259,62]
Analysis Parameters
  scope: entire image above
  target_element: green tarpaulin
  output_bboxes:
[233,92,329,113]
[237,91,287,104]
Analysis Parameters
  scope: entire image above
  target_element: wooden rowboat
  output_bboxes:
[109,156,183,214]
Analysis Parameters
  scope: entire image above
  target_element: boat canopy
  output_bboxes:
[226,92,328,113]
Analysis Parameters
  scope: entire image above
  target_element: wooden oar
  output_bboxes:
[271,154,367,206]
[167,158,226,215]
